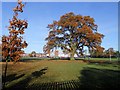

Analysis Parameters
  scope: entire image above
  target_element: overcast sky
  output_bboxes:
[2,2,118,53]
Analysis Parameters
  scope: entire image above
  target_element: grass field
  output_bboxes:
[2,59,120,89]
[20,57,118,61]
[87,57,118,61]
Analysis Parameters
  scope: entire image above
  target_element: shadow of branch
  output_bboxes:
[4,67,48,90]
[31,67,48,78]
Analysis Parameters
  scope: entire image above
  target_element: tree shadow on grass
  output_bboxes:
[7,76,31,90]
[2,73,25,87]
[79,67,120,89]
[4,66,120,90]
[31,67,48,78]
[26,66,120,90]
[4,67,48,90]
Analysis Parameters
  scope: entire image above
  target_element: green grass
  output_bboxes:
[76,57,118,61]
[20,57,119,62]
[20,57,51,61]
[88,57,118,61]
[2,60,120,89]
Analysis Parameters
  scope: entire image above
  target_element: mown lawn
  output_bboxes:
[88,57,118,61]
[1,60,120,89]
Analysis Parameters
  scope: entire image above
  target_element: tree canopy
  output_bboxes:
[45,12,104,60]
[2,0,28,62]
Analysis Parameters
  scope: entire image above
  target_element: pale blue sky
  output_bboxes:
[1,0,119,2]
[2,2,118,53]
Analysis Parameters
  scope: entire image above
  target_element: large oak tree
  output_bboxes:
[45,12,104,60]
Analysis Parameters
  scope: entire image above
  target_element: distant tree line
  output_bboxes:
[29,51,36,57]
[90,48,119,58]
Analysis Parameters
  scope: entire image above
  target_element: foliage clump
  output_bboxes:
[45,12,104,60]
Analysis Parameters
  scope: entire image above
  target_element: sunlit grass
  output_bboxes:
[88,58,118,61]
[1,60,120,89]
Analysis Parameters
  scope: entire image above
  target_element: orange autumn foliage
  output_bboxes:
[2,0,28,62]
[45,12,104,59]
